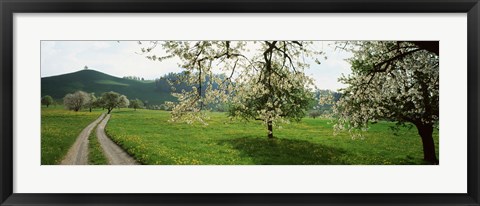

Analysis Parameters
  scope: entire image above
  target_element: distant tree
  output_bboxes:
[118,95,130,108]
[95,97,105,110]
[84,65,88,70]
[64,91,90,112]
[52,100,58,108]
[100,91,128,114]
[41,95,54,108]
[309,110,321,119]
[85,93,97,112]
[309,89,341,116]
[123,76,145,81]
[130,99,144,111]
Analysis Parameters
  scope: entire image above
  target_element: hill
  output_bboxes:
[41,69,338,112]
[41,69,176,105]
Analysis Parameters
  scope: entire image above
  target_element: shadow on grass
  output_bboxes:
[218,136,348,165]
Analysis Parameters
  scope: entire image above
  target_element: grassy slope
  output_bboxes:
[105,109,439,165]
[41,69,175,105]
[41,107,103,165]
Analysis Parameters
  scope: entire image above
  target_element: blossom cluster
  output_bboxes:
[333,41,439,138]
[140,41,322,131]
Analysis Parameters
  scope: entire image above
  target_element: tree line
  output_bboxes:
[42,91,145,113]
[123,76,145,81]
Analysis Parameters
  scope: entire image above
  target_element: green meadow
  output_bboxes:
[99,109,439,165]
[41,107,439,165]
[41,107,102,164]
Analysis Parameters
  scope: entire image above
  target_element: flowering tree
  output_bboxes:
[140,41,321,138]
[100,91,127,114]
[334,41,439,164]
[228,62,314,138]
[85,93,97,112]
[64,91,90,112]
[118,95,130,108]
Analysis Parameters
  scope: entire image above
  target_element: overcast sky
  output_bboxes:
[41,41,352,91]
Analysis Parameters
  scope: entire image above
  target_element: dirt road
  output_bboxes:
[96,114,139,165]
[60,113,106,165]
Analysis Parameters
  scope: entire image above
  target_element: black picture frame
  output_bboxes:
[1,0,479,205]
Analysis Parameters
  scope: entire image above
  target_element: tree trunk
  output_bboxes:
[89,107,92,112]
[46,104,49,108]
[267,120,273,139]
[107,108,112,114]
[416,123,438,164]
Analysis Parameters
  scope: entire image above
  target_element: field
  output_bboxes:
[41,107,440,165]
[41,107,103,164]
[103,109,439,165]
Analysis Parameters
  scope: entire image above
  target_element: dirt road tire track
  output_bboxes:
[60,113,106,165]
[96,114,139,165]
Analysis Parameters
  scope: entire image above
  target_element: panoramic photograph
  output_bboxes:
[41,40,439,165]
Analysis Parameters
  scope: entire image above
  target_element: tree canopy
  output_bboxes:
[63,91,90,112]
[41,95,54,108]
[141,41,322,138]
[100,91,129,114]
[130,99,144,111]
[85,93,97,112]
[334,41,439,164]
